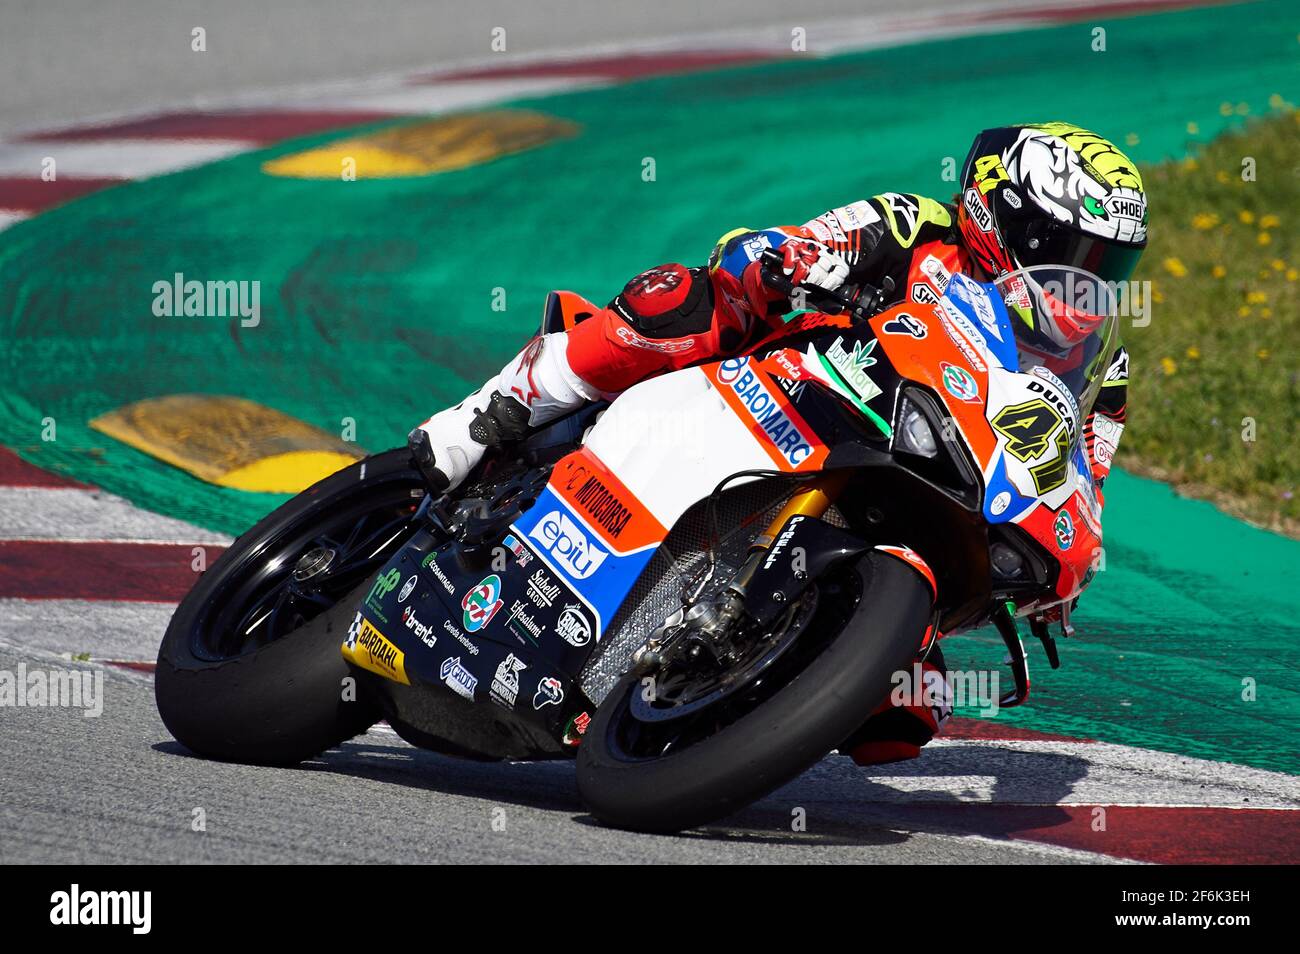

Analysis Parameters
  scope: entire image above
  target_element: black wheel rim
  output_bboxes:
[606,564,864,762]
[192,476,426,661]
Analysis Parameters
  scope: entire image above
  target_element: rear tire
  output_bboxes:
[576,551,931,833]
[155,449,423,765]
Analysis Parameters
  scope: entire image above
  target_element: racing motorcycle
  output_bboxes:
[156,254,1115,833]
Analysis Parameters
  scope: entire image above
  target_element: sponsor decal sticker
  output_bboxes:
[831,199,880,231]
[938,313,988,373]
[533,676,564,710]
[364,567,401,622]
[763,515,805,570]
[941,361,981,403]
[882,312,928,339]
[342,613,410,685]
[562,711,592,746]
[1054,509,1076,550]
[740,232,773,261]
[401,604,438,649]
[526,567,561,608]
[990,491,1012,515]
[442,618,479,655]
[490,653,528,708]
[528,509,609,580]
[502,533,532,568]
[556,602,593,647]
[572,474,632,540]
[397,574,418,603]
[713,357,820,469]
[919,254,952,291]
[911,282,940,305]
[505,598,545,645]
[822,336,883,403]
[421,553,456,595]
[462,574,505,632]
[947,273,1004,342]
[440,656,477,699]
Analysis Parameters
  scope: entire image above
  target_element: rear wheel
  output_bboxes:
[576,551,931,833]
[155,448,425,765]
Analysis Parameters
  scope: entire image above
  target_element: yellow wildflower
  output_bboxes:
[1192,213,1218,230]
[1238,210,1255,224]
[1162,257,1188,277]
[1212,264,1227,278]
[1161,357,1178,375]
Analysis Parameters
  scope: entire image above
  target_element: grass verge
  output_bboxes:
[1122,107,1298,535]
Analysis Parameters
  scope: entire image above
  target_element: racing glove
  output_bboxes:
[776,239,850,292]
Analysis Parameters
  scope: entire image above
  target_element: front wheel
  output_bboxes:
[576,550,932,833]
[155,448,425,765]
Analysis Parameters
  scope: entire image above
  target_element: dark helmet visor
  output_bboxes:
[996,189,1145,284]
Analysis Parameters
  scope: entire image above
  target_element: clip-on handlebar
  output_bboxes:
[757,248,895,322]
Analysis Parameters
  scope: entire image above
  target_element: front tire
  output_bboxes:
[576,551,931,833]
[155,448,424,765]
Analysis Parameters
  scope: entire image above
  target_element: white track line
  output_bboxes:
[0,139,248,178]
[0,486,232,545]
[859,738,1300,807]
[0,599,177,660]
[283,77,605,114]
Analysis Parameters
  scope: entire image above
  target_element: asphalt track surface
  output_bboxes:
[1,644,1115,864]
[3,0,1298,864]
[0,0,1067,135]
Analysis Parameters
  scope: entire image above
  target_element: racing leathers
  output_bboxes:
[410,192,1129,765]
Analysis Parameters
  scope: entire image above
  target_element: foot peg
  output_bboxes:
[407,428,450,494]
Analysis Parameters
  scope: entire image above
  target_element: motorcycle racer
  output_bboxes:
[409,122,1146,765]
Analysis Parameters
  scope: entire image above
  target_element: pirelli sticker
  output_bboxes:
[342,613,410,685]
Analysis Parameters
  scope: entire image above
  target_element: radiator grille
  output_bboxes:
[579,476,845,704]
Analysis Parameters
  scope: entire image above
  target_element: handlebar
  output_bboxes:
[757,248,895,321]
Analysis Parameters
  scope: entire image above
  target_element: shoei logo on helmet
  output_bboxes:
[963,189,993,232]
[1106,196,1143,219]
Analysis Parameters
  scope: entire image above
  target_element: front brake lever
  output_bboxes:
[758,248,889,322]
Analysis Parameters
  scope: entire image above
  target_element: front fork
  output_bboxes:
[730,470,851,594]
[633,471,852,675]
